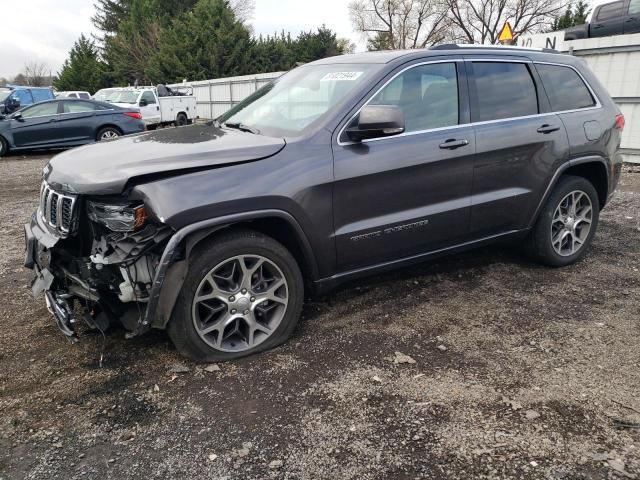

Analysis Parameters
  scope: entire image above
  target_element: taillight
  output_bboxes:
[124,111,142,120]
[615,114,625,131]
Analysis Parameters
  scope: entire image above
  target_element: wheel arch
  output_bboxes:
[528,156,609,229]
[144,210,319,331]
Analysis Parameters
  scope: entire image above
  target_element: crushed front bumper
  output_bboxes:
[25,212,79,341]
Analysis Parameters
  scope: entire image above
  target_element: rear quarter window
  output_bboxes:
[535,64,596,112]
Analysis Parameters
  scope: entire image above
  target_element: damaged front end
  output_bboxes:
[25,181,174,341]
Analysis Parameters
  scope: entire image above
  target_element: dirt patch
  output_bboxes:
[1,154,639,479]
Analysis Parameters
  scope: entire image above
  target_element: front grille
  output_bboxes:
[40,182,77,236]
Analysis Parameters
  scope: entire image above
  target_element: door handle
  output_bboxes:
[537,124,560,134]
[593,24,604,28]
[439,138,469,150]
[625,17,637,21]
[49,118,57,122]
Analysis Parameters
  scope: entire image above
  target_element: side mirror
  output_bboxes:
[346,105,405,142]
[7,98,20,113]
[139,99,148,107]
[12,112,23,121]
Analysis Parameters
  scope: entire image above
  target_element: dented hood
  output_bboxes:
[44,124,286,195]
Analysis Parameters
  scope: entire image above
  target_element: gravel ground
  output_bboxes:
[0,151,639,480]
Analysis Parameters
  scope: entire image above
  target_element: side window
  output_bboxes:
[31,89,53,102]
[79,92,91,99]
[535,64,596,111]
[141,91,156,105]
[368,62,459,133]
[597,1,625,19]
[629,0,640,14]
[63,101,100,113]
[12,90,33,105]
[20,102,59,118]
[472,62,538,122]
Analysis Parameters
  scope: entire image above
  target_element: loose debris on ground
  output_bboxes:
[1,154,639,479]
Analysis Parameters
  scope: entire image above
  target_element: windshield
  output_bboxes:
[93,89,116,101]
[218,63,381,137]
[94,89,140,103]
[0,90,10,102]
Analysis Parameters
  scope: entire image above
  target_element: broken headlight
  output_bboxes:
[87,202,148,232]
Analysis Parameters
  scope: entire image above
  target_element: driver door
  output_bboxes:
[11,101,62,148]
[139,91,161,126]
[332,59,475,270]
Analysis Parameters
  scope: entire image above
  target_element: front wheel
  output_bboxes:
[168,230,304,362]
[96,127,121,141]
[0,136,8,158]
[525,175,600,267]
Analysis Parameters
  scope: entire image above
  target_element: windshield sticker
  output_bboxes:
[320,71,364,82]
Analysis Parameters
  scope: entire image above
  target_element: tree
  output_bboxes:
[550,0,589,31]
[349,0,454,50]
[446,0,564,44]
[54,35,107,93]
[22,62,50,86]
[148,0,254,83]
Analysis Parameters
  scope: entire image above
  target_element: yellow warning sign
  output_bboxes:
[498,22,514,42]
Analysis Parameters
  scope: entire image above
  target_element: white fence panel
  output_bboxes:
[170,72,283,121]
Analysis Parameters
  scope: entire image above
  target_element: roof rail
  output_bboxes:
[429,43,559,54]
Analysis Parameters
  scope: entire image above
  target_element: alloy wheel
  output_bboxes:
[100,130,119,140]
[551,190,593,256]
[191,255,289,352]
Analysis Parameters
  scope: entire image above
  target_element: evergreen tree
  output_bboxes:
[573,1,589,25]
[148,0,254,82]
[550,1,590,31]
[54,35,107,93]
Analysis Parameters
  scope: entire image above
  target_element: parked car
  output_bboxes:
[95,86,197,128]
[25,45,623,362]
[56,91,92,99]
[0,98,145,157]
[565,0,640,39]
[0,86,55,115]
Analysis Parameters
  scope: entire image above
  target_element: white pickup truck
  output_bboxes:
[93,86,197,128]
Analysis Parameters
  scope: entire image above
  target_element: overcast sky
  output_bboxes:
[0,0,605,80]
[0,0,362,79]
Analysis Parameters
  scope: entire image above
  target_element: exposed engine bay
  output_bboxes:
[26,182,174,341]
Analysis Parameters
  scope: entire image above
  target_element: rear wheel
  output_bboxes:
[0,136,8,158]
[168,230,304,362]
[526,175,600,267]
[176,113,188,127]
[96,127,121,141]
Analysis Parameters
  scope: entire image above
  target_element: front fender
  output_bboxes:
[137,209,318,332]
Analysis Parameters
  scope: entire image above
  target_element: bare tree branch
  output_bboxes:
[349,0,455,50]
[22,62,50,87]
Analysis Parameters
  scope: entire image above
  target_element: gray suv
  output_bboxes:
[25,45,624,362]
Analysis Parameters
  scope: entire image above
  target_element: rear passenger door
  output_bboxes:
[624,0,640,33]
[591,1,626,37]
[466,59,570,237]
[58,100,102,143]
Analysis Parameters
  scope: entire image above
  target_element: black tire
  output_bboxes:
[167,230,304,362]
[0,136,7,158]
[176,113,188,127]
[525,175,600,267]
[96,126,122,141]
